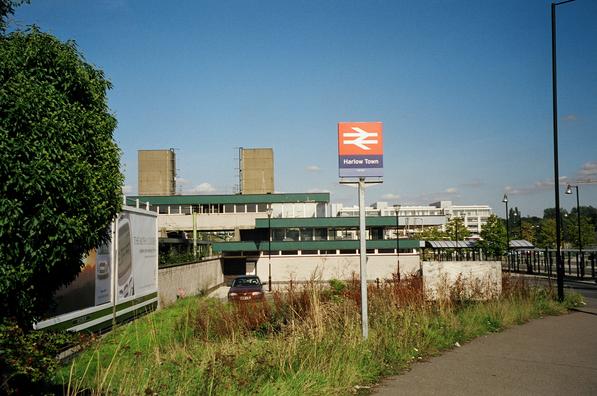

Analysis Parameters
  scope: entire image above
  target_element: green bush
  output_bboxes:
[0,320,76,394]
[0,27,122,328]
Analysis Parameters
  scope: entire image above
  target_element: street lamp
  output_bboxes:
[267,206,273,292]
[551,0,577,301]
[502,194,510,270]
[566,184,584,277]
[394,204,401,281]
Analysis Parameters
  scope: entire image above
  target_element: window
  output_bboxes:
[224,204,234,213]
[284,228,300,241]
[272,229,284,241]
[300,228,314,241]
[314,228,328,241]
[246,204,257,213]
[281,250,298,255]
[257,203,268,212]
[301,250,318,255]
[235,204,246,213]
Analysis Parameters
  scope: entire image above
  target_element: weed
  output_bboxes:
[56,273,575,395]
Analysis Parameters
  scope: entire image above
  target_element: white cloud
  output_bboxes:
[122,185,134,194]
[189,182,216,194]
[175,177,191,186]
[445,187,458,194]
[576,161,597,184]
[305,165,321,172]
[381,193,400,200]
[307,188,331,193]
[504,176,570,195]
[563,114,577,121]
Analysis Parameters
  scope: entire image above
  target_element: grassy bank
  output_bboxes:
[56,276,581,395]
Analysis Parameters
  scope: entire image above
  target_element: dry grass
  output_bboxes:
[56,273,579,395]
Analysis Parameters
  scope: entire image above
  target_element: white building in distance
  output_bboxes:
[331,200,493,236]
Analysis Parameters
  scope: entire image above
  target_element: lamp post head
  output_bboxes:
[266,207,273,217]
[502,194,508,204]
[393,204,401,212]
[565,184,573,195]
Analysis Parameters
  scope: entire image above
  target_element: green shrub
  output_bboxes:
[0,320,76,394]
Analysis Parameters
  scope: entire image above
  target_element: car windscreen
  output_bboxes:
[233,278,261,287]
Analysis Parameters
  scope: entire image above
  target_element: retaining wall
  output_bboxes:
[158,257,224,306]
[254,254,421,282]
[422,261,502,300]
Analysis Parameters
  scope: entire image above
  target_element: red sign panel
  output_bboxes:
[338,122,383,178]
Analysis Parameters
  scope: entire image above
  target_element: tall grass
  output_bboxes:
[56,275,580,395]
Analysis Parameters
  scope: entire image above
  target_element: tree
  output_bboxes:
[521,222,537,245]
[478,214,507,258]
[538,218,557,249]
[0,1,29,31]
[418,226,447,241]
[0,27,123,328]
[445,217,470,241]
[566,217,596,249]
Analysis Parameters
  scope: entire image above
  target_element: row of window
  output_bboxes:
[269,227,421,242]
[151,203,271,215]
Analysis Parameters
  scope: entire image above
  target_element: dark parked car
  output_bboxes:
[227,276,265,302]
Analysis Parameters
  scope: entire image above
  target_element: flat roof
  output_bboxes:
[128,192,330,205]
[213,239,422,252]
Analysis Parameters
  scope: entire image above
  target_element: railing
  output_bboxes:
[504,249,597,281]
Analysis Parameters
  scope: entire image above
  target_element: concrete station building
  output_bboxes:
[131,146,492,283]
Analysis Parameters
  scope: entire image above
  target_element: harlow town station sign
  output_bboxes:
[337,121,384,340]
[338,122,383,179]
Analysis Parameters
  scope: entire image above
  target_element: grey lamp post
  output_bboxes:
[267,206,273,292]
[394,204,401,281]
[552,0,577,300]
[503,194,510,269]
[566,184,583,277]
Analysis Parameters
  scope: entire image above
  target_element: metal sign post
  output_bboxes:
[358,177,368,339]
[338,121,384,340]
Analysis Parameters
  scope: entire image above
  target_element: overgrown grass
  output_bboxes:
[55,275,582,395]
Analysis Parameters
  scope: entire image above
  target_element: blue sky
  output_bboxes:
[12,0,597,217]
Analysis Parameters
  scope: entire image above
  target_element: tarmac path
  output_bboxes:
[374,290,597,395]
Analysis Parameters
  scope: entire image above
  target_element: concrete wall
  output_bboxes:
[422,261,502,300]
[254,254,420,282]
[159,212,263,231]
[240,148,274,194]
[158,257,224,306]
[138,149,176,196]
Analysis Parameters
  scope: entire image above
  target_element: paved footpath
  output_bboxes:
[374,297,597,396]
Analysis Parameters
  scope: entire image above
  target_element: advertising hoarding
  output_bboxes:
[35,206,158,332]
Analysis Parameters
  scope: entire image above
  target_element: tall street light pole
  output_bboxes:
[267,206,273,292]
[394,204,401,281]
[552,0,576,301]
[566,184,583,277]
[502,194,510,270]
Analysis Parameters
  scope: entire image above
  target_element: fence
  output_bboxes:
[420,247,596,281]
[505,249,596,281]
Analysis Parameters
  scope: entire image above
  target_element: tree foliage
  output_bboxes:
[538,218,557,249]
[445,217,470,241]
[0,0,29,31]
[0,27,123,328]
[478,214,507,258]
[418,226,446,241]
